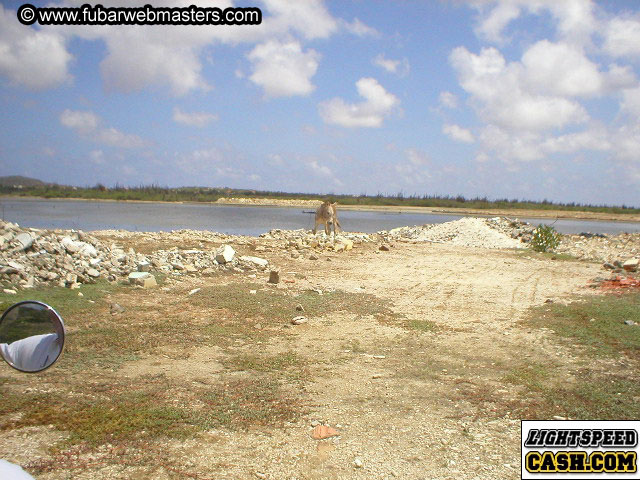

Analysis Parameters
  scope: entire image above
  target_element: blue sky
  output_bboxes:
[1,0,639,206]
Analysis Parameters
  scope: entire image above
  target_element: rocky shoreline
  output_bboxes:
[1,217,638,292]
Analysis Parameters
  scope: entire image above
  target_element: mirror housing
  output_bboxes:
[0,301,65,373]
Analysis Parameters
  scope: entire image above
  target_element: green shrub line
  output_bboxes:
[1,184,638,214]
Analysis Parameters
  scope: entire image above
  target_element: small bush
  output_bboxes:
[531,224,561,252]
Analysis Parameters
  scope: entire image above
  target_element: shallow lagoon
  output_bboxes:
[1,198,639,236]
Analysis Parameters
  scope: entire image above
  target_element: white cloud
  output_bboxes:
[443,124,475,143]
[540,128,611,153]
[60,109,100,135]
[478,125,543,162]
[0,5,72,90]
[405,148,430,166]
[621,86,640,117]
[373,54,410,76]
[439,91,459,109]
[319,77,399,128]
[96,127,147,148]
[473,0,596,46]
[603,16,640,58]
[99,28,210,96]
[521,40,603,97]
[6,0,347,96]
[395,149,432,185]
[341,18,379,37]
[173,108,217,127]
[474,2,521,44]
[60,109,146,148]
[308,159,332,177]
[261,0,338,40]
[450,46,589,132]
[248,39,319,98]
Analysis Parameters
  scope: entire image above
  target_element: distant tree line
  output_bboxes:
[0,182,638,214]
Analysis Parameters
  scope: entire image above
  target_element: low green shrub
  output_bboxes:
[531,224,561,252]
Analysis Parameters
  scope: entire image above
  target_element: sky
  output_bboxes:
[1,0,639,207]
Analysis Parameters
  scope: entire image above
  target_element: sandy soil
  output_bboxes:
[1,236,610,480]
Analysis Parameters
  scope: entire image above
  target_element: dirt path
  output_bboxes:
[2,241,605,480]
[155,243,601,480]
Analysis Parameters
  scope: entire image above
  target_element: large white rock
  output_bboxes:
[15,233,33,250]
[239,255,268,267]
[215,245,235,264]
[128,272,157,288]
[60,236,97,257]
[623,258,639,272]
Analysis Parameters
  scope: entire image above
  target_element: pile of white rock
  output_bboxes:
[379,217,527,250]
[0,221,269,290]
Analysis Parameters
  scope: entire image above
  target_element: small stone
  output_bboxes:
[544,299,553,303]
[188,288,201,296]
[296,304,304,312]
[87,268,100,278]
[15,232,33,251]
[309,254,319,260]
[311,425,339,440]
[624,320,636,326]
[379,244,390,251]
[215,245,236,264]
[184,264,198,273]
[254,473,266,479]
[3,288,17,294]
[77,292,84,297]
[291,316,308,325]
[7,261,24,271]
[239,255,268,268]
[268,270,280,284]
[353,457,363,468]
[623,258,639,272]
[603,262,615,270]
[310,420,321,427]
[254,323,262,330]
[137,261,151,272]
[128,272,157,288]
[249,290,257,295]
[110,303,125,315]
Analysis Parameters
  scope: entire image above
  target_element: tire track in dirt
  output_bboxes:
[282,242,602,479]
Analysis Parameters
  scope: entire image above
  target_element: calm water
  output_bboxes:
[1,198,639,236]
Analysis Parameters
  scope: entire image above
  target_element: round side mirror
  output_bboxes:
[0,301,65,373]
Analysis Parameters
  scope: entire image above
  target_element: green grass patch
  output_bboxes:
[526,292,640,357]
[0,281,117,317]
[198,376,302,430]
[407,319,438,332]
[503,291,640,419]
[190,283,399,325]
[225,351,300,372]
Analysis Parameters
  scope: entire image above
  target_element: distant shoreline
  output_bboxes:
[2,194,639,223]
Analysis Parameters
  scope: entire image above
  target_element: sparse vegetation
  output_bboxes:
[530,224,562,252]
[1,181,638,214]
[504,291,640,419]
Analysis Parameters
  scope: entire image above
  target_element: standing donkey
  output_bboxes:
[312,201,342,235]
